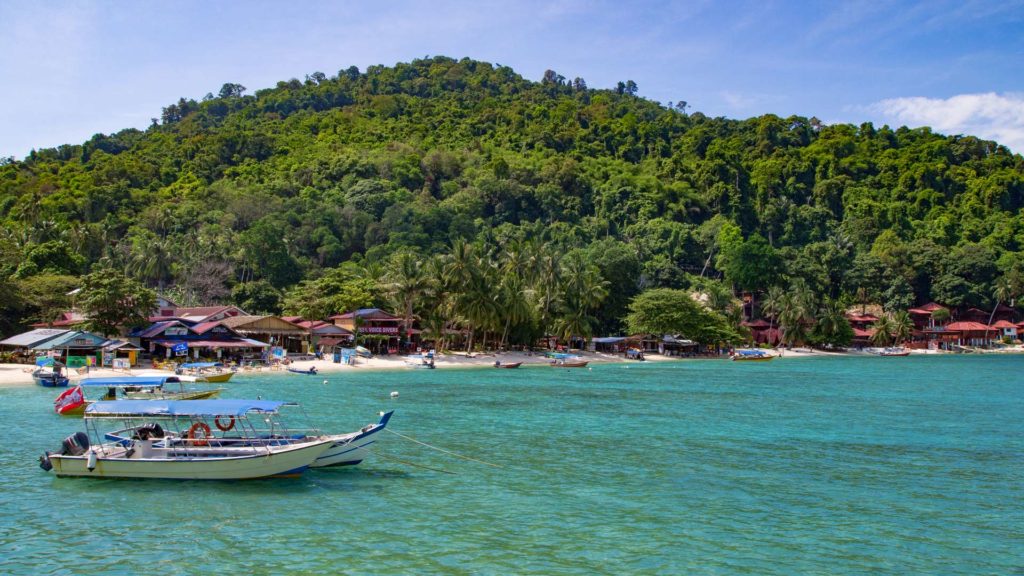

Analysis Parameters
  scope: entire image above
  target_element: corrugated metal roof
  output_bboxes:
[0,328,70,347]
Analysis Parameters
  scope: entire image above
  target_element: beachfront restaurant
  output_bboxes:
[590,336,627,354]
[330,308,412,354]
[281,317,354,354]
[132,320,270,362]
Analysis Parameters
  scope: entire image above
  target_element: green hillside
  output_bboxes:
[2,56,1023,343]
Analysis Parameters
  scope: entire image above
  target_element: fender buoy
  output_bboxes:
[214,415,235,432]
[187,422,212,446]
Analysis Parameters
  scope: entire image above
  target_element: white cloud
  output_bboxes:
[869,93,1024,153]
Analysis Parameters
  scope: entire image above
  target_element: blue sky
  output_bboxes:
[2,0,1023,158]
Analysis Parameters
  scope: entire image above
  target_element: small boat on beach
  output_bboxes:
[54,376,223,416]
[731,349,774,362]
[39,399,339,480]
[494,361,522,369]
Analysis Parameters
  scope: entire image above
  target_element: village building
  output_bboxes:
[217,316,308,354]
[742,319,780,346]
[845,313,878,348]
[329,308,414,354]
[991,320,1018,341]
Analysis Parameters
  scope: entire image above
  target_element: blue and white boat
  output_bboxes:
[40,399,338,480]
[32,365,70,387]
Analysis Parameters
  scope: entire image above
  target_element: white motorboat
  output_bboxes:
[39,399,336,480]
[312,410,393,467]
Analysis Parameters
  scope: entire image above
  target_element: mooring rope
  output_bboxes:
[371,450,456,475]
[385,429,504,468]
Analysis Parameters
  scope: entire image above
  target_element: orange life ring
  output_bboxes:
[187,422,212,446]
[215,415,235,432]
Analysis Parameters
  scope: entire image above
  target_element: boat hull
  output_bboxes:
[550,361,588,368]
[198,372,234,383]
[496,362,522,369]
[312,410,394,467]
[731,356,774,362]
[47,439,333,480]
[34,375,70,387]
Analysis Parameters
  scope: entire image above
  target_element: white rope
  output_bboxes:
[385,429,504,468]
[371,450,456,474]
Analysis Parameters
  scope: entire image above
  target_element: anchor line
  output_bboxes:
[385,429,504,468]
[371,450,456,475]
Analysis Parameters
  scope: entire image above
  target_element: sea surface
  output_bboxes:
[1,355,1022,575]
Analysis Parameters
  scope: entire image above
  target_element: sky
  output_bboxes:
[1,0,1023,158]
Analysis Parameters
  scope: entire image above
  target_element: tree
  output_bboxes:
[891,311,913,344]
[78,268,157,336]
[19,274,79,327]
[869,316,894,347]
[218,83,246,98]
[231,280,283,314]
[385,251,429,344]
[625,288,739,345]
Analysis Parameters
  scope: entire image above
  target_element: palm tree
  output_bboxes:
[777,279,816,346]
[870,316,893,347]
[762,285,786,345]
[891,311,913,345]
[385,251,429,350]
[986,278,1014,328]
[814,299,849,345]
[557,252,609,349]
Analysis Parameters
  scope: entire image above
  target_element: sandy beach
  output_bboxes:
[0,347,850,388]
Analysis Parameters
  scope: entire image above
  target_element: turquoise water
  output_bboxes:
[1,356,1022,575]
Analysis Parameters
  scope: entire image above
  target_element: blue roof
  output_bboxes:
[80,376,178,387]
[85,399,291,417]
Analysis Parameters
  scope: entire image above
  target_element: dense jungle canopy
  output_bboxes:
[2,56,1023,344]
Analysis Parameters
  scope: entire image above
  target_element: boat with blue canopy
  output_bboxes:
[730,349,775,362]
[54,375,223,416]
[39,399,339,480]
[176,361,235,383]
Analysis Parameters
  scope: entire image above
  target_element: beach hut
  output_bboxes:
[990,320,1018,341]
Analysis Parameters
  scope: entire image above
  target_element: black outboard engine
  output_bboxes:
[135,423,165,440]
[61,431,90,456]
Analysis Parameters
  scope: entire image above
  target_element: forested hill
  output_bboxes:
[2,56,1024,336]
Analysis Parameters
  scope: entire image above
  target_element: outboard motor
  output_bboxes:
[61,431,90,456]
[135,423,165,440]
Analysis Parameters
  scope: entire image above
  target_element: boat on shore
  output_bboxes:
[731,349,774,362]
[40,399,339,480]
[55,376,223,416]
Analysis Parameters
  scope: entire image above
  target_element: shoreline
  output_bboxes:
[1,345,1017,388]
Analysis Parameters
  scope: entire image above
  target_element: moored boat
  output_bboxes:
[877,347,911,357]
[494,361,522,369]
[286,366,319,375]
[55,376,223,416]
[40,399,338,480]
[731,349,774,362]
[550,359,588,368]
[32,365,70,387]
[178,362,235,383]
